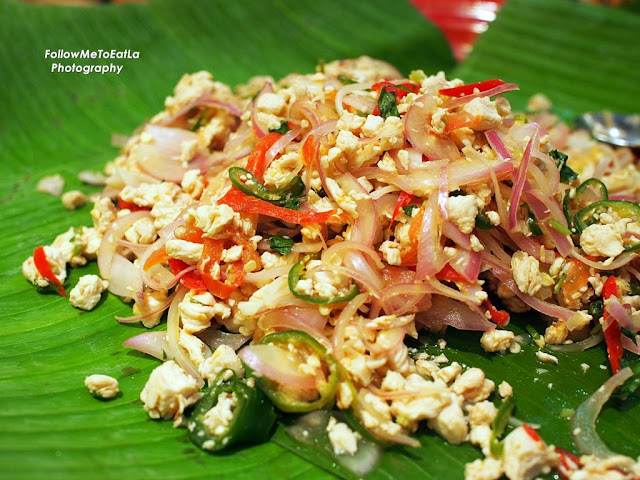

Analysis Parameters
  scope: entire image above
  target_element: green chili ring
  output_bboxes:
[228,166,305,207]
[187,369,276,452]
[288,254,360,304]
[563,178,609,230]
[255,330,340,413]
[574,199,640,233]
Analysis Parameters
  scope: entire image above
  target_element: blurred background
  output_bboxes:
[17,0,632,62]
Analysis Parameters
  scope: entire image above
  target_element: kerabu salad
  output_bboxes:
[23,56,640,479]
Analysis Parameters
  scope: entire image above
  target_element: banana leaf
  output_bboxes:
[1,0,639,479]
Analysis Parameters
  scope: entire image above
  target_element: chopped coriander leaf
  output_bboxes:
[475,212,495,230]
[402,205,418,216]
[270,235,295,255]
[526,209,543,236]
[377,87,399,119]
[550,149,578,183]
[588,299,604,321]
[269,121,291,134]
[337,74,357,85]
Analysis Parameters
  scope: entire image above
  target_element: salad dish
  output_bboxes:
[22,56,640,479]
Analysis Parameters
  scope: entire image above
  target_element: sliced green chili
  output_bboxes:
[288,253,360,304]
[254,330,340,412]
[574,199,640,233]
[228,166,305,209]
[563,178,609,231]
[187,369,276,452]
[526,209,543,236]
[490,395,516,456]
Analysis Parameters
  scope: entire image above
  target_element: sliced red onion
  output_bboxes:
[416,188,445,279]
[123,331,173,361]
[109,167,161,189]
[108,253,142,298]
[381,283,432,316]
[196,328,250,352]
[508,127,538,231]
[405,94,461,161]
[569,248,639,271]
[339,173,377,245]
[238,344,317,390]
[443,220,471,249]
[243,264,292,285]
[415,294,495,332]
[251,82,274,138]
[546,332,604,353]
[335,82,373,116]
[524,189,573,257]
[133,125,200,183]
[288,99,320,129]
[97,210,152,280]
[166,286,202,384]
[485,129,512,161]
[156,94,243,127]
[445,83,519,109]
[322,240,385,270]
[264,126,302,169]
[621,334,640,354]
[450,248,482,282]
[333,293,369,359]
[607,296,640,333]
[610,193,638,202]
[116,289,177,324]
[137,237,177,291]
[342,94,376,114]
[259,307,331,349]
[490,267,575,321]
[571,366,633,458]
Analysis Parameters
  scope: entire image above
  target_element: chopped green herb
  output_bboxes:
[550,149,578,183]
[549,219,572,236]
[526,325,545,349]
[526,209,543,236]
[588,299,604,321]
[621,328,638,346]
[612,357,640,402]
[314,187,327,198]
[475,212,496,230]
[554,273,567,295]
[269,120,291,134]
[377,87,399,119]
[337,74,357,85]
[270,235,295,255]
[630,283,640,295]
[490,395,515,456]
[190,111,207,131]
[402,205,418,216]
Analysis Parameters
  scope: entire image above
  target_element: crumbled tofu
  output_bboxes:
[165,238,204,265]
[465,457,504,480]
[379,240,402,266]
[84,374,119,399]
[326,416,360,456]
[536,351,559,365]
[466,400,497,426]
[461,97,503,131]
[502,426,558,480]
[179,290,223,333]
[480,329,517,354]
[544,321,569,345]
[91,197,118,234]
[140,360,202,426]
[187,204,242,238]
[69,274,109,311]
[451,368,494,402]
[124,217,157,244]
[580,223,625,258]
[498,381,514,398]
[61,190,86,210]
[427,394,468,444]
[201,392,237,439]
[221,244,243,264]
[447,195,478,234]
[119,182,183,209]
[511,251,543,296]
[37,173,65,196]
[199,344,245,384]
[133,289,169,328]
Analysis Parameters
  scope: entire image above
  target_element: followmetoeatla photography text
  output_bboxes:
[45,49,140,75]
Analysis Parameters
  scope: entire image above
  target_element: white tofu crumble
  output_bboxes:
[69,274,109,311]
[84,374,119,399]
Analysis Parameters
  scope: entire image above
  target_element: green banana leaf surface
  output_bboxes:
[1,0,639,478]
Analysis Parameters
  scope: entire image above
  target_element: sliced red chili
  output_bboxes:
[483,298,510,326]
[438,79,505,97]
[390,191,415,224]
[602,275,623,374]
[33,246,66,297]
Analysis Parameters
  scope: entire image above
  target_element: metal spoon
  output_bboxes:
[574,111,640,148]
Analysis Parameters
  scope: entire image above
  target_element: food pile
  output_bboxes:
[23,57,640,479]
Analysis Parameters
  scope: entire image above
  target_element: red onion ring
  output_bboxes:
[508,126,538,231]
[251,81,274,138]
[123,331,173,361]
[238,344,317,390]
[445,83,519,109]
